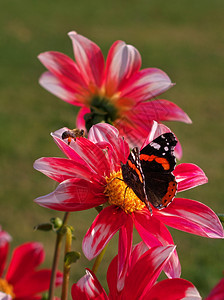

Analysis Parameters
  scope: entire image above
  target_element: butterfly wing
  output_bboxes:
[121,147,146,204]
[140,133,177,209]
[143,172,177,209]
[140,132,177,172]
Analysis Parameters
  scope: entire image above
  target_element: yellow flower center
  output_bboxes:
[0,278,15,298]
[104,170,146,214]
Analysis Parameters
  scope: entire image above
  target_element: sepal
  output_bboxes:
[64,251,81,267]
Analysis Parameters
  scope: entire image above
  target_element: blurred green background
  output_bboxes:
[1,0,224,298]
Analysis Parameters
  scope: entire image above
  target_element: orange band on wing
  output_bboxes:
[127,160,143,183]
[162,181,177,206]
[140,154,170,171]
[155,157,170,170]
[140,154,156,162]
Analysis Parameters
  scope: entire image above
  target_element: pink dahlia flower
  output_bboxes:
[71,244,201,300]
[38,31,191,158]
[34,122,223,289]
[0,227,62,299]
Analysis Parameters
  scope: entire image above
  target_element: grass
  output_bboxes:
[1,0,224,298]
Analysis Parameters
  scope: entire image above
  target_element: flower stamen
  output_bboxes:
[104,170,145,214]
[0,278,15,298]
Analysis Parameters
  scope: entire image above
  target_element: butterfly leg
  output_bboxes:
[121,185,129,210]
[104,177,124,187]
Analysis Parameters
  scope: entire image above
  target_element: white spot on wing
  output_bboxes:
[150,142,161,150]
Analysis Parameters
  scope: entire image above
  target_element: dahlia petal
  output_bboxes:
[105,40,141,95]
[141,120,171,148]
[77,107,91,129]
[39,72,82,106]
[107,254,121,299]
[120,68,173,102]
[12,269,62,298]
[175,140,183,161]
[71,269,108,300]
[154,198,224,238]
[147,278,201,300]
[38,51,87,88]
[174,163,208,192]
[206,278,224,300]
[116,118,182,159]
[0,227,12,247]
[52,130,110,178]
[0,243,9,277]
[0,293,12,300]
[117,217,133,291]
[67,137,111,177]
[89,122,119,143]
[94,141,121,173]
[115,118,152,150]
[34,157,97,183]
[121,114,183,160]
[129,242,150,268]
[34,178,105,211]
[142,120,183,160]
[89,123,130,165]
[123,245,176,299]
[0,228,11,277]
[68,31,104,87]
[6,242,44,285]
[51,127,88,162]
[132,99,191,126]
[83,206,127,260]
[16,297,40,300]
[116,116,161,146]
[133,210,181,278]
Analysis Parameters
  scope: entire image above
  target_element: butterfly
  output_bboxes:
[121,132,177,212]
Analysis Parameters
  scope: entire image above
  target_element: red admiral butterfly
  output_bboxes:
[121,132,177,212]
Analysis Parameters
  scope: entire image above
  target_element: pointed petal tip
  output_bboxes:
[175,110,192,124]
[184,114,193,124]
[33,196,43,205]
[38,72,46,84]
[37,52,48,60]
[68,30,78,37]
[33,159,40,171]
[209,227,224,239]
[165,244,176,256]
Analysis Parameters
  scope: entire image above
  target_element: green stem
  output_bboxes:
[48,212,70,300]
[92,244,109,274]
[61,226,73,300]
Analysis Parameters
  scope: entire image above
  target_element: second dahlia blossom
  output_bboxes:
[72,243,201,300]
[34,122,223,289]
[38,31,191,157]
[0,227,62,299]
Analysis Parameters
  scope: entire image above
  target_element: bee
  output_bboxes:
[62,129,85,145]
